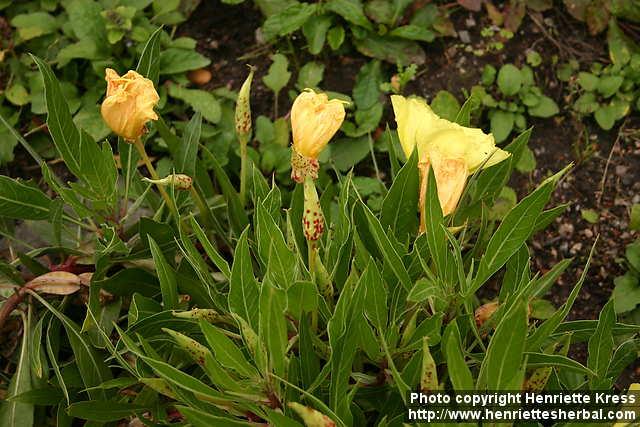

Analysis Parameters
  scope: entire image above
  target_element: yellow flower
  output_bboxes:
[291,89,346,159]
[391,94,510,217]
[101,68,159,141]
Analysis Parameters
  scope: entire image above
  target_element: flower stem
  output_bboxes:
[133,138,177,216]
[239,136,248,206]
[307,240,316,277]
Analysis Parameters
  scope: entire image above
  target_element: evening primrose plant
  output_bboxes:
[0,32,639,427]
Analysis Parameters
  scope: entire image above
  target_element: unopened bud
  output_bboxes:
[288,402,336,427]
[302,176,324,241]
[142,174,192,190]
[474,301,499,328]
[235,65,255,139]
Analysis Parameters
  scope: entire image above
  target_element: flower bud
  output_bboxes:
[235,66,255,140]
[288,402,336,427]
[302,176,324,241]
[101,68,159,141]
[142,174,192,190]
[290,89,346,182]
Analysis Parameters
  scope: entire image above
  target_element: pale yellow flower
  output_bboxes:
[391,95,510,218]
[101,68,159,141]
[291,89,346,159]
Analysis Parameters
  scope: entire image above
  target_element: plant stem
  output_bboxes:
[307,240,316,278]
[133,138,177,216]
[239,136,248,206]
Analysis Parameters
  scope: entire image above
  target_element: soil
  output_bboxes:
[179,1,640,383]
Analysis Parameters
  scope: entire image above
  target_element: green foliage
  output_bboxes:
[0,0,210,164]
[473,63,559,143]
[564,20,640,130]
[0,12,637,427]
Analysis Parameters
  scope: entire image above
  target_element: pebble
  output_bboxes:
[559,222,574,238]
[458,30,471,44]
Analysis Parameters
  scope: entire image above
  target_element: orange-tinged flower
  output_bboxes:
[101,68,159,141]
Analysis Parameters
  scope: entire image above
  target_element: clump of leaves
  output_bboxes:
[561,21,639,130]
[472,63,559,143]
[0,0,209,165]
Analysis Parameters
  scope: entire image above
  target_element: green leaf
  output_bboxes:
[388,25,435,42]
[263,53,291,95]
[148,236,179,310]
[168,85,221,123]
[528,95,559,118]
[490,110,514,143]
[380,148,419,241]
[0,313,33,427]
[66,401,145,422]
[327,25,345,50]
[596,75,624,98]
[430,90,460,121]
[190,217,231,280]
[228,228,260,329]
[443,321,473,390]
[595,105,617,130]
[577,72,599,91]
[470,166,569,295]
[199,320,259,378]
[478,299,528,389]
[425,166,448,279]
[497,64,522,96]
[325,0,372,29]
[362,259,388,329]
[5,84,30,107]
[136,26,163,85]
[581,208,599,223]
[262,2,318,40]
[353,60,382,109]
[176,111,202,176]
[354,34,425,66]
[302,14,333,55]
[159,48,211,74]
[525,353,594,376]
[587,299,615,386]
[296,61,325,90]
[630,204,640,231]
[0,176,52,220]
[259,282,288,376]
[11,12,59,40]
[358,201,412,290]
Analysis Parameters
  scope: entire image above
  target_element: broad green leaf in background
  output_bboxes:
[430,90,460,121]
[159,48,211,74]
[11,12,59,40]
[259,282,288,376]
[262,2,318,40]
[497,64,522,96]
[0,176,52,220]
[325,0,372,29]
[168,86,221,124]
[263,53,291,96]
[302,14,333,55]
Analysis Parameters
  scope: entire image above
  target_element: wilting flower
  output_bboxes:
[391,95,510,217]
[290,89,346,183]
[101,68,159,141]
